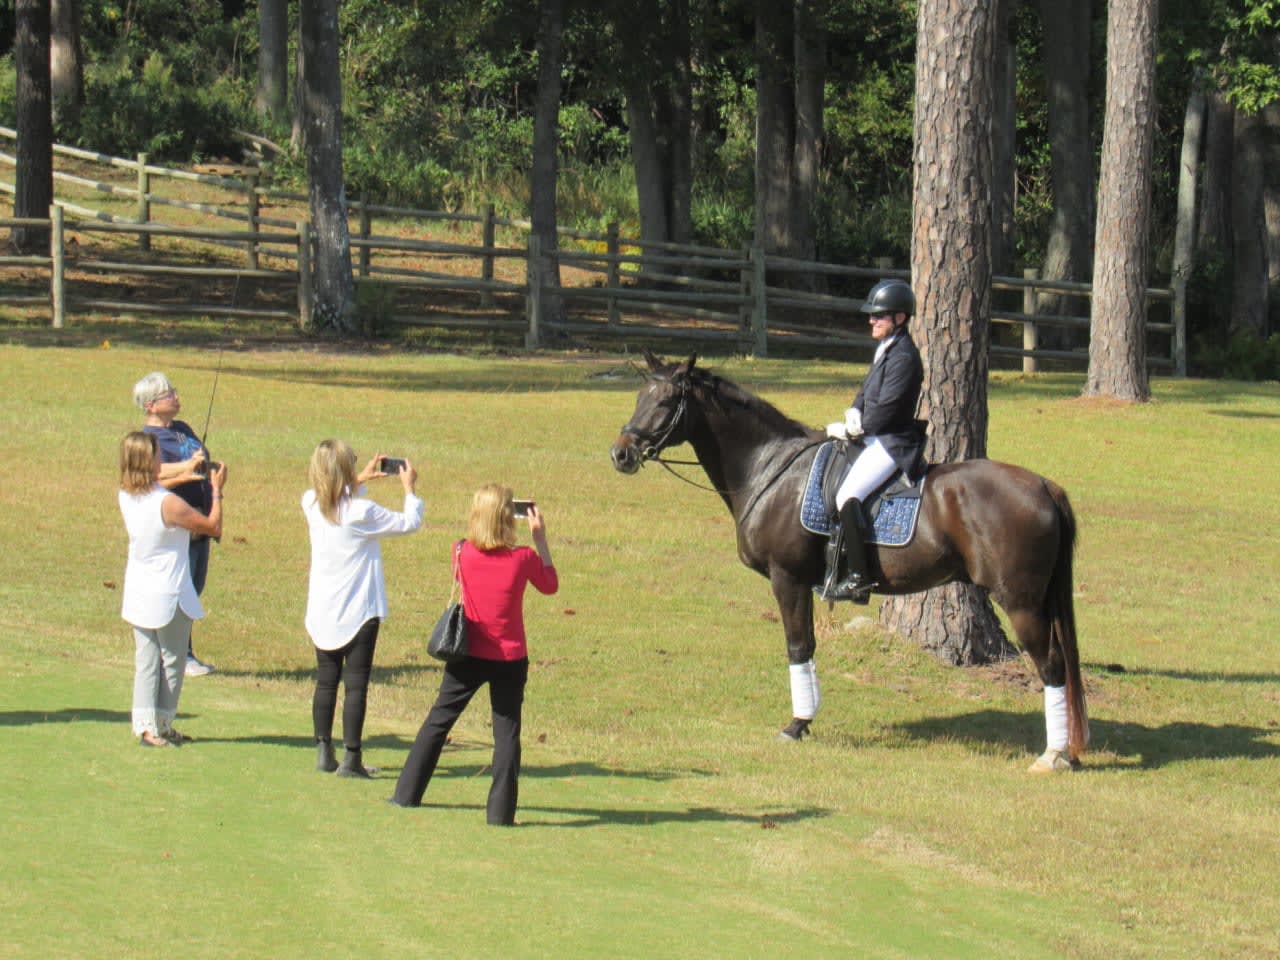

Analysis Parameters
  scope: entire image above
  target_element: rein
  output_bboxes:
[626,375,823,527]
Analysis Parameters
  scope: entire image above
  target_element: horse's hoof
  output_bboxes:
[1027,748,1075,774]
[778,719,811,741]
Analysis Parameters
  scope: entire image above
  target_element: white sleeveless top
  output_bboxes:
[119,485,204,629]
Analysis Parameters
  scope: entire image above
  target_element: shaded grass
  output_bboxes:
[1,335,1279,959]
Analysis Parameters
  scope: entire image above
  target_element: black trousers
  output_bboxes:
[312,618,380,751]
[393,656,529,825]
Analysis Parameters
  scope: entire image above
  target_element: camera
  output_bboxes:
[378,457,407,475]
[512,499,534,518]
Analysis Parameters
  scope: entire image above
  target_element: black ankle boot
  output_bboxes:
[315,740,338,773]
[336,748,375,779]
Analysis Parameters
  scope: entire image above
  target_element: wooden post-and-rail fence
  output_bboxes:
[0,127,1183,371]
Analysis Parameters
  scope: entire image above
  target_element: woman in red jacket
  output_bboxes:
[391,484,558,824]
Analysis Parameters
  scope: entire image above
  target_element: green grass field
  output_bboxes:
[1,326,1278,959]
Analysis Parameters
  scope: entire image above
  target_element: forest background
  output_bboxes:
[1,0,1279,377]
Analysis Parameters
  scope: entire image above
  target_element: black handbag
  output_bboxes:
[427,541,469,662]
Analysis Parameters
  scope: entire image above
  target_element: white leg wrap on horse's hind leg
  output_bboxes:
[1044,684,1068,752]
[789,660,820,720]
[1029,685,1073,773]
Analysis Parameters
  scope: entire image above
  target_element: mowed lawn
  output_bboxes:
[1,330,1278,960]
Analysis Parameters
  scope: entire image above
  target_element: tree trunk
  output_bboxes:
[1172,87,1205,376]
[299,0,356,331]
[754,0,794,255]
[1265,96,1280,336]
[990,0,1017,277]
[1229,105,1269,339]
[13,0,53,254]
[790,0,826,282]
[49,0,83,130]
[665,0,693,247]
[879,0,1014,666]
[1084,0,1158,401]
[1194,89,1234,338]
[531,0,566,326]
[1035,0,1094,351]
[257,0,289,126]
[626,77,671,251]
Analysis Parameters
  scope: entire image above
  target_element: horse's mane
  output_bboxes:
[685,365,815,439]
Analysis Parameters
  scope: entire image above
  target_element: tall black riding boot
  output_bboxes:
[833,498,873,604]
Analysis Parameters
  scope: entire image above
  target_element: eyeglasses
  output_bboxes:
[150,390,178,403]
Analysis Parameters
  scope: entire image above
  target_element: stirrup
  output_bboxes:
[821,575,876,603]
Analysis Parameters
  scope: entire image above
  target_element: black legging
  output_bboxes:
[312,618,380,751]
[393,656,528,825]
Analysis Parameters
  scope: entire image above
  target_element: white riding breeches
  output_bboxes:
[835,438,898,508]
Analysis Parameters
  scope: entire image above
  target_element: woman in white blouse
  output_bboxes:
[302,439,423,778]
[118,431,226,747]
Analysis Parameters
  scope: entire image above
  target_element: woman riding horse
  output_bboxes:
[823,279,926,604]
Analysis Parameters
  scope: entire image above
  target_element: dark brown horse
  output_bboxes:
[609,352,1088,770]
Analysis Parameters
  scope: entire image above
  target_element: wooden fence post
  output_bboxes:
[136,153,150,252]
[480,203,495,307]
[751,245,768,357]
[1022,267,1039,374]
[606,221,620,326]
[526,233,542,349]
[245,170,260,270]
[50,204,65,329]
[357,193,371,278]
[876,256,894,275]
[297,220,314,332]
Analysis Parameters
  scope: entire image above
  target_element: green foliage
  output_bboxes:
[73,54,249,161]
[1191,331,1280,381]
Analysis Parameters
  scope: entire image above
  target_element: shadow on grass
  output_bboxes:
[211,663,442,684]
[0,707,130,726]
[402,801,830,829]
[892,709,1280,769]
[1084,662,1280,685]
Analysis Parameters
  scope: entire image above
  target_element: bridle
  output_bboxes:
[620,373,824,524]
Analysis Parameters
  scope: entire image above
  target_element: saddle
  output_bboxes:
[800,440,928,547]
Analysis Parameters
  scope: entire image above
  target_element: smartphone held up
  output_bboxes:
[512,499,535,518]
[378,457,407,475]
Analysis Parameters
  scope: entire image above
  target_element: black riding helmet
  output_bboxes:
[860,278,915,317]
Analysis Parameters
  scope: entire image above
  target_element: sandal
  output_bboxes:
[138,732,170,748]
[163,729,193,744]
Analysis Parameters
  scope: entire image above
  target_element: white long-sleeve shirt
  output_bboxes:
[302,487,424,650]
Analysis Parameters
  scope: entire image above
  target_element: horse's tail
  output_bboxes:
[1046,482,1089,760]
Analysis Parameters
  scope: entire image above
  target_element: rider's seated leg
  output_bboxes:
[824,498,873,603]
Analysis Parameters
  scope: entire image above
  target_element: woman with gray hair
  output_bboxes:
[118,431,227,745]
[133,371,218,676]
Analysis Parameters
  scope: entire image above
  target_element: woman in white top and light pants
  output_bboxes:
[302,440,423,778]
[117,431,226,747]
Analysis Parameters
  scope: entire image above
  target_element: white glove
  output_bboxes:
[844,406,864,438]
[825,421,847,439]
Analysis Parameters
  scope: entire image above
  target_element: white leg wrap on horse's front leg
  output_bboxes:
[789,659,820,720]
[1044,684,1068,753]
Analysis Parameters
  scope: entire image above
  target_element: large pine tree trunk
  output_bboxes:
[49,0,83,130]
[299,0,355,331]
[1229,105,1269,339]
[1084,0,1158,401]
[531,0,566,326]
[257,0,289,125]
[754,0,794,255]
[1035,0,1094,351]
[879,0,1014,666]
[13,0,53,254]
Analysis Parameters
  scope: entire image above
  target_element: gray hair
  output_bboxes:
[132,371,174,410]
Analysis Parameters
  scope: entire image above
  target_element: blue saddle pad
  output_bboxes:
[800,441,922,547]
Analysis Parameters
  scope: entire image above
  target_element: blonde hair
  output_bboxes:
[467,483,516,551]
[133,371,174,410]
[119,431,158,494]
[309,439,359,524]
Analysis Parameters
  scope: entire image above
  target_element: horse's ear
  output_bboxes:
[642,348,663,372]
[675,353,698,376]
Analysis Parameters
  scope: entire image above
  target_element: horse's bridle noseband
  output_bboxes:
[621,376,693,465]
